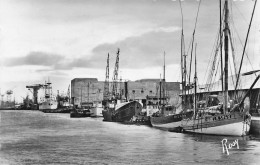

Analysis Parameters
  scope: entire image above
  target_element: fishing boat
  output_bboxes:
[144,96,160,117]
[150,51,194,131]
[90,101,103,117]
[102,100,143,120]
[181,0,258,136]
[101,49,148,124]
[151,110,193,132]
[70,108,91,118]
[39,80,58,112]
[102,82,145,123]
[70,102,92,118]
[149,84,193,131]
[112,100,143,122]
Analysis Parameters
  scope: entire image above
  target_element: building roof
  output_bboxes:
[71,78,98,82]
[135,79,161,82]
[187,73,260,94]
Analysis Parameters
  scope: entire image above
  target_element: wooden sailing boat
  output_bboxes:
[181,0,259,136]
[150,0,198,131]
[150,52,193,131]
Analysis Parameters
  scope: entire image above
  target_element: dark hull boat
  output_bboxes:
[41,108,72,113]
[102,101,147,124]
[150,111,193,132]
[70,109,91,118]
[123,114,151,125]
[102,108,113,121]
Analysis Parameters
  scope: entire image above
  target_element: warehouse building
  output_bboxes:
[71,78,181,108]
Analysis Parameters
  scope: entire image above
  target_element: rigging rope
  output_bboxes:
[234,0,258,91]
[188,0,202,88]
[230,19,256,77]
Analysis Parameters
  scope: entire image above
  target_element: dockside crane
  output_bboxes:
[103,53,110,101]
[26,84,44,106]
[111,48,120,99]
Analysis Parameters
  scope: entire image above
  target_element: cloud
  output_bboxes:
[2,0,258,79]
[90,28,182,69]
[4,26,181,70]
[5,51,64,67]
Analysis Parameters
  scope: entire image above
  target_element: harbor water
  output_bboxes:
[1,110,260,165]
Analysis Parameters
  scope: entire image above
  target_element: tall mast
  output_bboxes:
[179,0,185,108]
[188,0,201,108]
[194,44,197,116]
[181,34,184,107]
[162,52,166,115]
[183,54,187,108]
[223,0,229,114]
[103,53,110,100]
[120,75,122,100]
[159,74,161,107]
[80,87,82,106]
[220,0,224,92]
[87,82,90,103]
[112,48,120,98]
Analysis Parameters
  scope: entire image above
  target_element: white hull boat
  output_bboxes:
[181,112,251,136]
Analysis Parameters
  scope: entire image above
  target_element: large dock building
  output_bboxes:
[71,78,181,108]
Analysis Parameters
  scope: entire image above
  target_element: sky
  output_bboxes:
[0,0,260,103]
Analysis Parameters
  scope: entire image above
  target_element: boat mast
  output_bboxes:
[159,74,161,107]
[120,75,122,100]
[194,44,197,116]
[223,0,229,114]
[103,53,110,101]
[112,49,120,99]
[188,0,201,109]
[80,87,82,107]
[179,0,185,109]
[183,54,187,108]
[220,0,224,93]
[162,51,166,115]
[87,82,90,103]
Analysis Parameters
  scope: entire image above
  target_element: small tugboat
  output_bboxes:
[70,102,92,118]
[70,108,91,118]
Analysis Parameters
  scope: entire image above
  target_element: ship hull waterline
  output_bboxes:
[150,111,194,132]
[181,113,251,136]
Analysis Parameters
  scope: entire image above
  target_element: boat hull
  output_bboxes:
[70,110,91,118]
[102,101,144,124]
[181,113,251,136]
[102,108,113,121]
[39,101,58,111]
[150,111,193,131]
[113,101,142,122]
